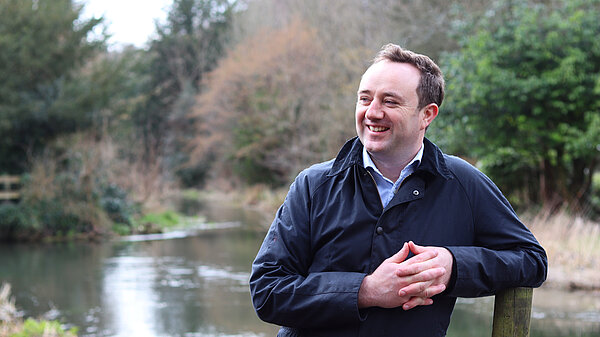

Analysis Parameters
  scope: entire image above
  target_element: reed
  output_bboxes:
[527,209,600,290]
[0,283,18,336]
[0,283,78,337]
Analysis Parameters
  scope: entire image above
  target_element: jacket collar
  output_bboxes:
[328,136,452,180]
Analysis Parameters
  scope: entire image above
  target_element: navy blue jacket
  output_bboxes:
[250,137,547,337]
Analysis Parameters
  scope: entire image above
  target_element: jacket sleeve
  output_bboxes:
[445,163,548,297]
[249,171,366,328]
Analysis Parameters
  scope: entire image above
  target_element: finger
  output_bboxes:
[402,249,438,265]
[396,251,439,276]
[397,268,446,296]
[399,281,446,298]
[387,242,409,263]
[408,241,428,255]
[402,296,434,311]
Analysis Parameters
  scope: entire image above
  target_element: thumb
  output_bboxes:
[387,242,409,263]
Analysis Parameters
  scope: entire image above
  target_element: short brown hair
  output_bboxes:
[373,43,445,109]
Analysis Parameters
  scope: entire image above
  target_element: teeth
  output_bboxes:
[369,126,389,132]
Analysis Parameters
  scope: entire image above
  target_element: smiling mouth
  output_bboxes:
[368,125,389,132]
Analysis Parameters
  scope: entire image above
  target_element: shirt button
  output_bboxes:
[376,226,384,235]
[413,190,420,196]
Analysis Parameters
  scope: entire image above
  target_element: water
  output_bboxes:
[0,203,598,336]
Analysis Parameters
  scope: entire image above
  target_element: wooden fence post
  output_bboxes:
[0,175,21,201]
[492,287,533,337]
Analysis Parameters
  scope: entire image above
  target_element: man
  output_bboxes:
[249,43,547,337]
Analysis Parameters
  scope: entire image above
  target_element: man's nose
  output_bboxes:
[366,100,384,119]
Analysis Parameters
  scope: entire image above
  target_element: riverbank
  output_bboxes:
[0,283,78,337]
[526,210,600,291]
[199,186,600,292]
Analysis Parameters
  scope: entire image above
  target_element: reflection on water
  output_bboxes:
[0,229,279,337]
[447,292,600,337]
[0,202,598,336]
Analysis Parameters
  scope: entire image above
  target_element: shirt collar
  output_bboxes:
[362,144,424,179]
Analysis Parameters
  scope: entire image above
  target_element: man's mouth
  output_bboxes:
[368,125,389,132]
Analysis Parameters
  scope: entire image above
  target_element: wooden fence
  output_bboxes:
[0,175,21,201]
[492,287,533,337]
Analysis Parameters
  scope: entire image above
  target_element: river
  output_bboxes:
[0,202,598,336]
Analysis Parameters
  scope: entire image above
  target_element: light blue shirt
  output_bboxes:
[362,144,423,208]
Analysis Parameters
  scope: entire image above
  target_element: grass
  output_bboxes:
[0,283,78,337]
[197,183,288,219]
[526,209,600,290]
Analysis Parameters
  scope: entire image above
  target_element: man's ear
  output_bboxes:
[421,103,439,130]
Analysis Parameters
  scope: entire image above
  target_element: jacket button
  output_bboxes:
[376,226,384,235]
[412,190,420,196]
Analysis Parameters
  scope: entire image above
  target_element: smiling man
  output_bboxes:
[250,44,547,337]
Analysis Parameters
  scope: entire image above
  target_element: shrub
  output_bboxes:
[0,203,37,241]
[10,318,78,337]
[100,184,137,225]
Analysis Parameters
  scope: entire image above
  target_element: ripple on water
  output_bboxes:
[197,265,250,285]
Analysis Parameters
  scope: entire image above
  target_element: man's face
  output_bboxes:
[355,61,436,161]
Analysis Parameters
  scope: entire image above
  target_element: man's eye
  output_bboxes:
[358,97,371,103]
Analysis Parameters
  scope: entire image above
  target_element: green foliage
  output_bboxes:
[439,0,600,209]
[10,318,78,337]
[100,184,137,225]
[0,0,105,173]
[1,283,77,336]
[0,134,147,241]
[591,172,600,214]
[137,0,236,187]
[0,203,36,240]
[111,223,132,236]
[132,210,184,234]
[137,211,182,229]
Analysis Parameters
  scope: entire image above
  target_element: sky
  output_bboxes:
[80,0,172,48]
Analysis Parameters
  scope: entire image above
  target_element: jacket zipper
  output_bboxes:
[395,173,413,194]
[364,169,384,210]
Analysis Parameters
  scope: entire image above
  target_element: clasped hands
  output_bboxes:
[358,241,453,311]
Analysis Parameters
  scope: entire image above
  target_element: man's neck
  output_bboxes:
[368,143,422,182]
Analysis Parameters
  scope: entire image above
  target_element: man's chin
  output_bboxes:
[364,143,388,155]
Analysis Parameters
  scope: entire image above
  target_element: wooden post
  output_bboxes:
[492,287,533,337]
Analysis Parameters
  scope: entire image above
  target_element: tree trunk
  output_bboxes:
[539,158,563,211]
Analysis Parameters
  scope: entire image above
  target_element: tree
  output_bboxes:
[0,0,104,173]
[191,20,335,185]
[137,0,236,186]
[439,0,600,210]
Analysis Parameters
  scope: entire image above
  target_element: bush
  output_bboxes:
[10,318,78,337]
[11,134,150,240]
[100,184,137,225]
[0,203,37,241]
[440,0,600,209]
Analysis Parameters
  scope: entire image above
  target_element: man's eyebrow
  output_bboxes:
[356,90,407,104]
[357,89,405,98]
[382,91,405,101]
